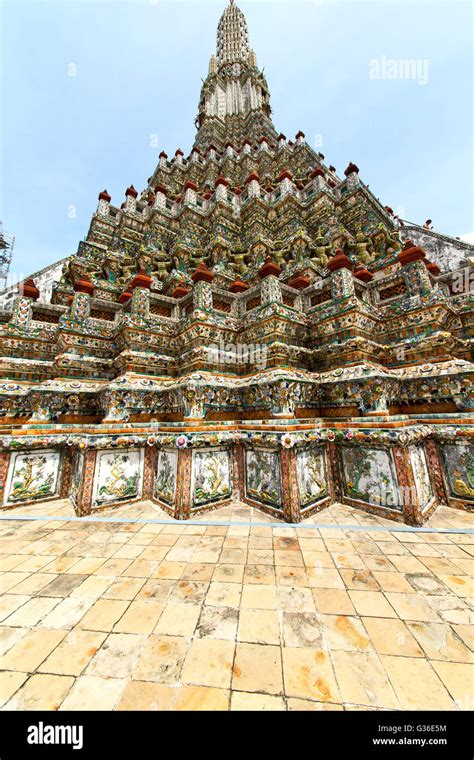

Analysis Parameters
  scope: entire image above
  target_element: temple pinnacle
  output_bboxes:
[217,0,250,65]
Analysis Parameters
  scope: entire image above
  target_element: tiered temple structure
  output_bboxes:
[1,0,473,524]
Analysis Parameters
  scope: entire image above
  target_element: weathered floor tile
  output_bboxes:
[0,594,30,623]
[59,675,126,711]
[38,574,89,598]
[87,633,147,678]
[303,553,336,571]
[305,568,343,590]
[0,502,469,713]
[362,617,424,657]
[0,629,67,672]
[430,661,474,710]
[384,592,442,622]
[0,626,27,656]
[380,655,455,710]
[319,615,371,653]
[0,671,28,707]
[6,674,74,710]
[169,580,209,605]
[282,647,341,704]
[330,651,399,709]
[70,576,114,600]
[181,639,235,689]
[278,587,316,613]
[154,603,200,637]
[38,630,107,676]
[371,571,414,593]
[76,599,130,632]
[196,606,239,640]
[348,590,397,618]
[181,563,215,582]
[275,566,309,587]
[231,691,285,711]
[233,643,283,695]
[332,553,367,570]
[133,635,190,684]
[406,621,473,663]
[38,597,95,630]
[451,623,474,651]
[437,574,474,598]
[405,573,450,595]
[205,581,242,608]
[243,565,276,584]
[212,564,245,583]
[153,561,187,580]
[422,594,472,625]
[60,558,105,576]
[240,583,277,610]
[3,596,60,627]
[174,685,230,711]
[113,601,164,634]
[281,612,323,648]
[239,609,280,645]
[388,555,428,573]
[93,558,133,576]
[339,569,380,591]
[116,681,176,710]
[287,697,343,711]
[103,577,146,601]
[8,573,56,596]
[312,588,355,615]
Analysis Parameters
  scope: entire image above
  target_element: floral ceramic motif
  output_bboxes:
[441,444,474,500]
[155,450,178,505]
[296,447,328,508]
[93,449,143,507]
[340,446,401,510]
[5,450,61,505]
[245,449,282,508]
[192,449,232,507]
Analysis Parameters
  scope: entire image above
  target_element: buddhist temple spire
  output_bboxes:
[194,1,276,150]
[217,0,250,65]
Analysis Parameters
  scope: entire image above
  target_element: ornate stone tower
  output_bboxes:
[0,1,473,525]
[194,0,276,151]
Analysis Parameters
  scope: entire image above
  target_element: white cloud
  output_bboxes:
[460,232,474,245]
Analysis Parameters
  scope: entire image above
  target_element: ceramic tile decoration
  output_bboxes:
[192,449,232,507]
[340,446,401,511]
[245,449,282,509]
[440,444,474,500]
[0,1,473,524]
[3,450,61,506]
[296,447,328,508]
[410,445,433,509]
[92,449,144,508]
[155,449,178,505]
[70,450,85,506]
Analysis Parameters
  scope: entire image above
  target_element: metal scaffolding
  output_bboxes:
[0,221,14,293]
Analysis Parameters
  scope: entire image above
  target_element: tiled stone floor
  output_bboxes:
[0,499,472,711]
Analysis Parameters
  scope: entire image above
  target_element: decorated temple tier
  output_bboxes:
[1,1,473,525]
[0,424,473,524]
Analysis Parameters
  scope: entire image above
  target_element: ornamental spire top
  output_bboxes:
[217,0,250,66]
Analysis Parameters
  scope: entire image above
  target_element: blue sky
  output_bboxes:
[1,0,473,281]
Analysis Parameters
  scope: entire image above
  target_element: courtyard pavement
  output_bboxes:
[0,499,472,711]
